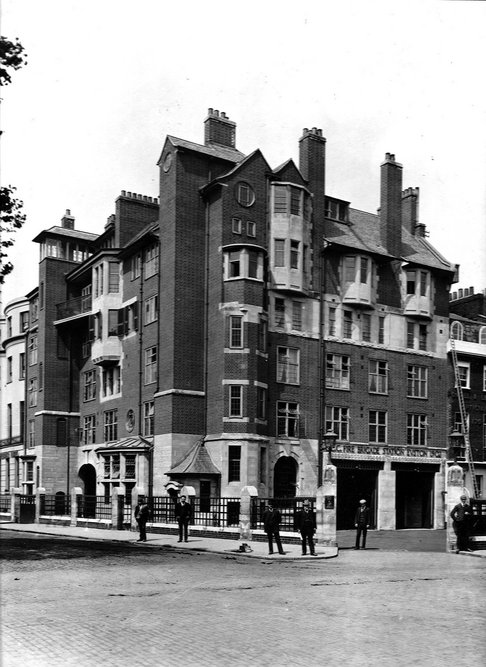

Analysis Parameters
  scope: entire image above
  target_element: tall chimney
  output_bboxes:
[299,127,326,220]
[61,209,75,229]
[204,108,236,148]
[401,187,419,235]
[380,153,403,256]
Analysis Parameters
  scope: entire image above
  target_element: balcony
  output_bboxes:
[55,295,92,322]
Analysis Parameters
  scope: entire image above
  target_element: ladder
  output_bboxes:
[450,334,480,499]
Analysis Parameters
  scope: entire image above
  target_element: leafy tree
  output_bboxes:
[1,36,28,284]
[0,36,27,86]
[1,186,27,283]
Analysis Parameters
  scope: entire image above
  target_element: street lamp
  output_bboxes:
[322,430,337,467]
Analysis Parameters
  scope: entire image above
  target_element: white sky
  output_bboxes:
[2,0,485,307]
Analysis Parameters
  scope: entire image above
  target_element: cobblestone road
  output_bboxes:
[1,532,485,667]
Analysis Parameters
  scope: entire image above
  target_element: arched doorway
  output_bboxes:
[78,464,96,495]
[273,456,298,498]
[77,464,97,518]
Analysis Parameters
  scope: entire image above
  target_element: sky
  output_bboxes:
[1,0,485,308]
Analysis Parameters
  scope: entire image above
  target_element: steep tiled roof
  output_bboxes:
[166,136,246,163]
[168,439,221,476]
[325,208,456,272]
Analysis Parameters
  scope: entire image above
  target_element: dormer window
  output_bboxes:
[405,269,430,297]
[325,197,348,222]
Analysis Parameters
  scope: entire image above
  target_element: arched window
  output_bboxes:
[479,326,486,345]
[450,321,463,341]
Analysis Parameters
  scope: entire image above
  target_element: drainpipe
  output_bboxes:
[318,241,330,487]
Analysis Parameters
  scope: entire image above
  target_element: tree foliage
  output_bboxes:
[0,35,27,86]
[1,35,28,284]
[0,186,27,283]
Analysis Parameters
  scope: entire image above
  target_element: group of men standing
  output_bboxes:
[134,493,476,554]
[134,495,192,543]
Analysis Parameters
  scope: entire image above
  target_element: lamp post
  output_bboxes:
[316,429,338,553]
[322,430,337,468]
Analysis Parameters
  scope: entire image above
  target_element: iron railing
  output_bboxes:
[191,497,240,527]
[147,496,241,528]
[250,497,316,532]
[0,494,11,512]
[123,499,132,523]
[40,494,71,516]
[56,294,92,320]
[76,495,110,519]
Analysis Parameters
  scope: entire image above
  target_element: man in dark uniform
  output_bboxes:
[175,495,192,542]
[354,499,370,550]
[263,503,285,555]
[450,494,474,553]
[134,497,149,543]
[295,500,317,556]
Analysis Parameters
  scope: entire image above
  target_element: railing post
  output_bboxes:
[71,486,83,527]
[112,487,125,530]
[35,487,46,523]
[239,486,258,543]
[11,487,21,523]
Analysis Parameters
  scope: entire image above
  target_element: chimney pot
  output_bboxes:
[469,286,474,295]
[458,289,464,298]
[204,107,236,148]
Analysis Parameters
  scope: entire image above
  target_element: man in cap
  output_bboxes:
[450,494,474,553]
[295,500,317,556]
[354,499,370,550]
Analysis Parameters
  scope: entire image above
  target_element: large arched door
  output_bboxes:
[77,464,97,518]
[78,464,96,495]
[273,457,298,498]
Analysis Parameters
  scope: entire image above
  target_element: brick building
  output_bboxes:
[448,288,486,496]
[17,110,459,529]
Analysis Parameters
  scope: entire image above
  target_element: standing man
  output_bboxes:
[295,500,316,556]
[263,502,285,555]
[450,494,474,553]
[175,495,192,543]
[354,499,370,550]
[134,497,149,543]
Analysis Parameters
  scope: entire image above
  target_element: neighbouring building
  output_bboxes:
[448,287,486,497]
[0,295,29,492]
[16,110,459,529]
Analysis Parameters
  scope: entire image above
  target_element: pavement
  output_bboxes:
[1,521,485,558]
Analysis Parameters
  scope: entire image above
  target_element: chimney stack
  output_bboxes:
[380,153,403,256]
[204,108,236,148]
[61,209,75,229]
[299,127,326,220]
[401,187,420,235]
